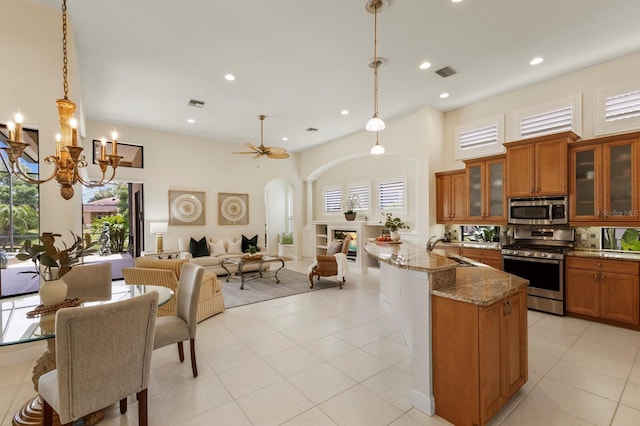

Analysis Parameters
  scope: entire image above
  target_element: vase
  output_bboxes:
[390,231,401,241]
[39,278,68,306]
[344,213,356,221]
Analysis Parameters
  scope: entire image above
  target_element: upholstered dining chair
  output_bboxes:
[153,263,204,377]
[38,291,158,426]
[62,262,112,300]
[308,235,351,289]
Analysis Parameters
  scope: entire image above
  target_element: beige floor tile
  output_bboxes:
[534,313,591,335]
[264,345,323,377]
[303,335,356,361]
[361,336,411,365]
[561,345,634,381]
[201,342,260,373]
[335,324,383,347]
[151,349,216,393]
[328,349,390,382]
[192,325,241,353]
[362,366,413,411]
[336,308,381,325]
[319,384,403,426]
[311,316,357,334]
[237,379,314,426]
[281,407,338,425]
[582,322,640,349]
[288,363,356,404]
[217,358,282,399]
[245,331,297,357]
[545,358,626,401]
[501,396,593,425]
[282,323,332,344]
[177,400,252,425]
[528,322,583,347]
[621,382,640,410]
[405,408,453,425]
[229,322,277,341]
[264,314,307,331]
[527,309,547,325]
[611,403,640,426]
[527,376,617,426]
[100,394,168,426]
[292,307,335,323]
[527,335,568,376]
[362,314,402,336]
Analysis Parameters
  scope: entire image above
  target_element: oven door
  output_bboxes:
[502,255,563,300]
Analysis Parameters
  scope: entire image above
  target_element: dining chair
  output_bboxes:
[38,291,158,426]
[62,262,112,300]
[153,263,204,377]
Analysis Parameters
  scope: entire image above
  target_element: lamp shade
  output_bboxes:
[149,222,168,234]
[370,143,385,155]
[365,116,386,132]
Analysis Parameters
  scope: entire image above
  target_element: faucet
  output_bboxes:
[427,235,445,252]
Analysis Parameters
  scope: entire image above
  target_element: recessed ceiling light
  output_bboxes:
[187,119,195,124]
[529,57,544,65]
[282,137,288,141]
[341,110,349,116]
[224,73,236,81]
[419,61,432,70]
[451,0,463,3]
[440,92,450,99]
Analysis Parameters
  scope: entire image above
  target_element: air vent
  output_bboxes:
[305,127,318,132]
[188,99,205,108]
[435,66,456,78]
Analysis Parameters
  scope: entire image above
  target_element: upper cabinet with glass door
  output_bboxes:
[569,132,640,225]
[464,155,506,224]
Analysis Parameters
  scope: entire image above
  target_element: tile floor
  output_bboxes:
[1,260,640,425]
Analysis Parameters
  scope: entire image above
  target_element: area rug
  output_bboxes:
[221,268,338,308]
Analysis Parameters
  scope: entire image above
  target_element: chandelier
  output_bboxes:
[2,0,121,200]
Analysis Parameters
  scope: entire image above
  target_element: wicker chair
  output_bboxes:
[123,257,224,322]
[308,235,351,289]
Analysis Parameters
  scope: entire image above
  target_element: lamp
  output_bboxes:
[365,0,386,132]
[1,0,121,200]
[370,132,385,155]
[149,222,168,253]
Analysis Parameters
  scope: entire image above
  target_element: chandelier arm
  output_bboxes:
[7,153,60,185]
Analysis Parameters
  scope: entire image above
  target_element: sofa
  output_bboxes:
[122,257,224,322]
[178,236,268,276]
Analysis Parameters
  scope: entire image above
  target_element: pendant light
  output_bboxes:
[370,132,385,155]
[365,0,386,132]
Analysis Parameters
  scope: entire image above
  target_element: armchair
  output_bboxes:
[308,235,351,289]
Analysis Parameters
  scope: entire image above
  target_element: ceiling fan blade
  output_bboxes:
[252,153,264,160]
[264,146,287,155]
[267,152,290,159]
[246,142,262,152]
[232,151,258,154]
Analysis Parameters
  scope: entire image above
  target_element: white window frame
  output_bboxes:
[322,185,343,216]
[375,175,407,216]
[596,80,640,135]
[286,193,294,234]
[454,115,504,160]
[511,94,582,140]
[346,181,371,214]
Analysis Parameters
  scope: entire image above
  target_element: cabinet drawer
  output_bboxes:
[566,256,639,275]
[461,248,501,260]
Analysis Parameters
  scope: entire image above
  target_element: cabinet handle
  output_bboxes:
[503,302,508,316]
[593,273,598,279]
[601,273,605,281]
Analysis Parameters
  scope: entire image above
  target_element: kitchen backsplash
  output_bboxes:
[574,227,601,249]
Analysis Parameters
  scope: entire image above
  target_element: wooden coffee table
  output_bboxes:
[221,255,286,289]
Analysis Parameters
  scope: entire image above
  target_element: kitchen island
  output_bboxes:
[364,241,528,425]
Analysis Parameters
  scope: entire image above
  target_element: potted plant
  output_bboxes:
[17,231,95,306]
[344,195,359,221]
[380,212,409,241]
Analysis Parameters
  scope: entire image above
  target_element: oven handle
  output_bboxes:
[502,255,561,265]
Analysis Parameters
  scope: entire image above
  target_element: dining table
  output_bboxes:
[0,282,174,426]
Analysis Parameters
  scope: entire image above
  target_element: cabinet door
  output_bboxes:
[602,139,639,222]
[436,174,452,223]
[486,158,506,222]
[479,300,506,423]
[504,289,527,398]
[600,272,640,325]
[506,144,535,197]
[467,162,485,222]
[535,138,568,196]
[570,145,602,222]
[566,268,600,317]
[451,172,467,222]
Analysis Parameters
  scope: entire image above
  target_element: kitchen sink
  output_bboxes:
[447,256,476,267]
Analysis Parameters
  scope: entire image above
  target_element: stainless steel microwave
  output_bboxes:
[508,196,568,225]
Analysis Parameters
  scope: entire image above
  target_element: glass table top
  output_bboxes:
[0,283,173,346]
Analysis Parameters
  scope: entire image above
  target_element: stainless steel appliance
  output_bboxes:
[508,196,568,225]
[501,227,574,315]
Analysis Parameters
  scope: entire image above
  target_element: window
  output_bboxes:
[286,193,294,234]
[377,177,406,212]
[513,94,581,139]
[596,81,640,135]
[455,116,504,160]
[323,187,342,214]
[346,184,370,212]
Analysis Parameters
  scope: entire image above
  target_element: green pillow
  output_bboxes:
[189,237,209,258]
[281,233,293,244]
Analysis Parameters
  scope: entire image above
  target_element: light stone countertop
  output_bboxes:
[364,241,528,306]
[568,249,640,261]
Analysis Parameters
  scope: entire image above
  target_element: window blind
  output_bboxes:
[605,89,640,122]
[286,194,294,233]
[324,189,342,213]
[459,124,499,151]
[378,180,404,210]
[520,106,573,138]
[347,185,369,211]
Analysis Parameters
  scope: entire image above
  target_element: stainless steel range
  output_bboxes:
[501,227,574,315]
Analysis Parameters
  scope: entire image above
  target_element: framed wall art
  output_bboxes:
[218,193,249,225]
[92,139,144,168]
[169,190,206,226]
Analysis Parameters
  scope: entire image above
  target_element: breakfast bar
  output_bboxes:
[364,241,529,425]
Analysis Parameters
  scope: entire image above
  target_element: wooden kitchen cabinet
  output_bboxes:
[432,287,527,426]
[505,132,579,198]
[464,155,506,224]
[435,169,466,223]
[461,247,502,270]
[569,133,640,225]
[566,256,640,327]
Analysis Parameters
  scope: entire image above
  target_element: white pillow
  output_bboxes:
[227,238,242,254]
[210,239,226,256]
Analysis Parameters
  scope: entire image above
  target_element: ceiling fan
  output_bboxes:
[233,115,290,159]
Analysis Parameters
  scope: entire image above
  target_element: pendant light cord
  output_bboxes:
[62,0,69,100]
[372,1,379,117]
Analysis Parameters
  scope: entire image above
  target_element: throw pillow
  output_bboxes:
[242,234,259,253]
[227,238,243,254]
[210,239,226,256]
[326,240,344,256]
[189,237,209,258]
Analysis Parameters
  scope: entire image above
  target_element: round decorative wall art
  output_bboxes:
[168,190,206,225]
[218,193,249,225]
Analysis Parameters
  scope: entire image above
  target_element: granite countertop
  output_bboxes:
[568,249,640,261]
[364,241,528,306]
[436,241,501,249]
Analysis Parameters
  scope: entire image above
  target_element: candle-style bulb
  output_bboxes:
[7,121,15,131]
[101,137,107,147]
[55,133,62,142]
[14,112,24,124]
[111,131,118,141]
[69,118,78,129]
